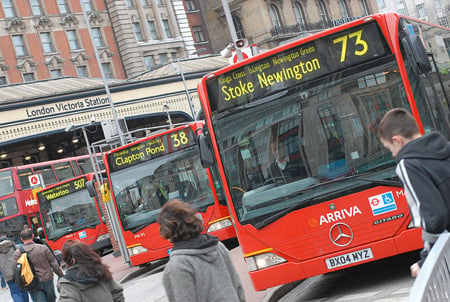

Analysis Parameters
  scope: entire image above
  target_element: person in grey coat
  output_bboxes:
[158,199,246,302]
[0,236,29,302]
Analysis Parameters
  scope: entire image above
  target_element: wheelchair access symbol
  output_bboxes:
[368,192,397,216]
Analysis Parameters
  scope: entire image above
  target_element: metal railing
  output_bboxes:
[408,233,450,301]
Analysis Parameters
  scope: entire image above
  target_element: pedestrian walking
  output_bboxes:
[57,240,124,302]
[377,108,450,277]
[0,236,29,302]
[13,228,64,302]
[158,199,246,302]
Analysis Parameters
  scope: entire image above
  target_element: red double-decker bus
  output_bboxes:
[0,155,96,243]
[37,173,111,259]
[103,121,237,267]
[197,13,450,290]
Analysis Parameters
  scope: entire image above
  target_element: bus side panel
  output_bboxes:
[47,226,107,252]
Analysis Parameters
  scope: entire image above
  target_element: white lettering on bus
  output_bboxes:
[319,205,362,225]
[25,199,38,207]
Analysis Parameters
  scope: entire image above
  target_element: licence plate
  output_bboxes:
[325,248,374,269]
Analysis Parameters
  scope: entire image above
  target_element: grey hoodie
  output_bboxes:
[162,234,246,302]
[0,239,16,281]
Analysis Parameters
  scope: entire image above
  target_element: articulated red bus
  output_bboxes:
[37,173,111,259]
[0,155,96,243]
[197,13,450,290]
[103,121,237,267]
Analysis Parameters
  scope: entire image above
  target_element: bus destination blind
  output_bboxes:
[107,127,196,172]
[38,176,87,203]
[206,21,390,113]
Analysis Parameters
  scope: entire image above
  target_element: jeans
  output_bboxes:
[7,280,29,302]
[0,270,6,288]
[29,280,56,302]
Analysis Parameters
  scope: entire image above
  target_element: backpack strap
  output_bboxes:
[18,245,25,254]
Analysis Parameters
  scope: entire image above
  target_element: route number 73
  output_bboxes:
[333,29,368,63]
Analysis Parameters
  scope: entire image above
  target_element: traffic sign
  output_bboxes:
[29,174,41,187]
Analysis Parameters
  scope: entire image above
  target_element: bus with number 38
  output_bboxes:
[103,121,237,267]
[196,13,450,290]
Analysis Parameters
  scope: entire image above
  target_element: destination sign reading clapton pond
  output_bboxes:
[206,21,389,113]
[38,176,87,203]
[108,127,197,172]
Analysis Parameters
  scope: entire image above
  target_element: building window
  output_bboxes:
[141,0,148,6]
[133,22,143,41]
[338,0,350,18]
[439,17,448,27]
[91,28,105,47]
[50,69,62,78]
[12,35,27,56]
[148,21,158,39]
[416,4,425,18]
[317,0,330,27]
[232,15,245,39]
[185,0,196,11]
[23,73,35,82]
[57,0,68,14]
[192,26,205,43]
[30,0,42,16]
[269,4,283,29]
[144,55,154,70]
[156,0,162,4]
[160,53,167,64]
[0,76,7,85]
[102,63,113,79]
[359,0,369,16]
[2,0,15,17]
[76,65,88,77]
[294,2,306,31]
[162,20,172,38]
[40,32,55,53]
[66,30,80,50]
[82,0,94,12]
[126,0,134,7]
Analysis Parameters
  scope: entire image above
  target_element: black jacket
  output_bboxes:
[395,131,450,237]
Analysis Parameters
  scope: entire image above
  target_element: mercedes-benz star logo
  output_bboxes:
[329,223,353,247]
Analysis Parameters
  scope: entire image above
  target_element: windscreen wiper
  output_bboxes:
[253,176,402,230]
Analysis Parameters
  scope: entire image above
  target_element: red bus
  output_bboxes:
[0,154,97,243]
[103,121,237,266]
[197,13,450,290]
[36,173,111,259]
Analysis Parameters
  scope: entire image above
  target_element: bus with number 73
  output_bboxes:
[196,12,450,290]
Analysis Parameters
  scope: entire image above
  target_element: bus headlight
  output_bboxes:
[245,252,287,271]
[96,234,110,242]
[207,218,233,233]
[128,245,148,256]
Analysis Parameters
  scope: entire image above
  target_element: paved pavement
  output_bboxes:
[0,246,286,302]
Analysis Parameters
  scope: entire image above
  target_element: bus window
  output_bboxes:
[0,197,19,218]
[18,168,33,189]
[71,160,82,176]
[0,170,14,197]
[33,165,57,186]
[53,162,76,182]
[78,158,94,175]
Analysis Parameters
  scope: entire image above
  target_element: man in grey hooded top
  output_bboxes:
[0,236,29,302]
[158,199,245,302]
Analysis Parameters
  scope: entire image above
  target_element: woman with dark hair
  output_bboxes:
[57,241,124,302]
[158,199,245,302]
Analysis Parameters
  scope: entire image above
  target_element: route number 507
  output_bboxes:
[333,29,368,63]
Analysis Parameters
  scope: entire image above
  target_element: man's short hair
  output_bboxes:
[20,228,33,241]
[378,108,420,142]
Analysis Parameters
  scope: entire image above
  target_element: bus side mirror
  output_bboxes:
[401,26,431,74]
[198,132,214,168]
[86,180,97,198]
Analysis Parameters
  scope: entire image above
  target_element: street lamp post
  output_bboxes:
[171,59,197,120]
[80,1,125,146]
[221,0,244,61]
